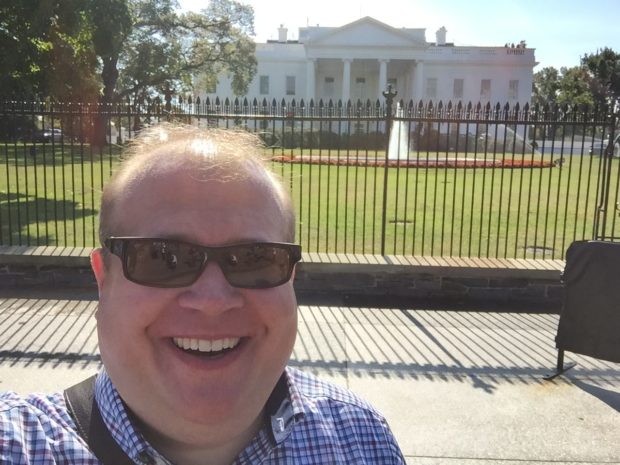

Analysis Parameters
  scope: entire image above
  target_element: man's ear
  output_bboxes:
[90,248,107,292]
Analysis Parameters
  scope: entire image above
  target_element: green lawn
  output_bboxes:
[2,142,618,259]
[0,143,121,247]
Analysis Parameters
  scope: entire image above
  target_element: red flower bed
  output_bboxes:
[271,154,554,169]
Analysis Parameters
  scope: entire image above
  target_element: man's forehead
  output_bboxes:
[114,157,281,215]
[122,147,269,184]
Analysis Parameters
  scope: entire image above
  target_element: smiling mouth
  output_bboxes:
[172,337,241,357]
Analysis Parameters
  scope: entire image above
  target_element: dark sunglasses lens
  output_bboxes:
[218,244,294,288]
[124,239,204,287]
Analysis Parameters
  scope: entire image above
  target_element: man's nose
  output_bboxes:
[176,260,244,314]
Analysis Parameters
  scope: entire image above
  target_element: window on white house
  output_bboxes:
[205,79,217,94]
[324,77,335,96]
[286,76,296,95]
[453,78,464,99]
[259,76,269,95]
[426,78,438,99]
[509,80,519,100]
[354,77,366,100]
[480,79,491,100]
[387,78,397,89]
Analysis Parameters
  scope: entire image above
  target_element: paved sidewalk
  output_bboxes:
[0,291,618,464]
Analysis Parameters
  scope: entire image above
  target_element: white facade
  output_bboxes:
[203,17,537,107]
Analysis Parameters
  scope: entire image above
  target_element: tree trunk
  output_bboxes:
[92,56,119,147]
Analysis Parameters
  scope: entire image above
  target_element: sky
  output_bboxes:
[178,0,620,71]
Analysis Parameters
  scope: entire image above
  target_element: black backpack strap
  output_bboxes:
[64,375,135,465]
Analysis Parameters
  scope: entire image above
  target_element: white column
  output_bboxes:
[413,60,424,103]
[306,59,316,102]
[342,58,351,103]
[378,59,389,99]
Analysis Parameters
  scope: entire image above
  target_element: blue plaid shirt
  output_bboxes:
[0,367,405,464]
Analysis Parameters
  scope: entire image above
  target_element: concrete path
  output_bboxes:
[0,291,618,464]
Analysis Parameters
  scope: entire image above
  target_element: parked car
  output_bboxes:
[35,128,63,142]
[589,133,620,158]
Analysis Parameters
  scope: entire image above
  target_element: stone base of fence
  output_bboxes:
[294,254,563,309]
[0,246,564,309]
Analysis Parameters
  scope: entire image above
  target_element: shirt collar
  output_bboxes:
[94,367,307,460]
[95,369,159,464]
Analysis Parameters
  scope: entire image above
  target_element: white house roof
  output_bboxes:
[299,17,427,48]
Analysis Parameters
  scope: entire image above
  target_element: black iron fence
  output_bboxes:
[1,92,619,259]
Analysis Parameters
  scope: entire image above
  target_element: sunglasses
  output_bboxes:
[104,237,302,289]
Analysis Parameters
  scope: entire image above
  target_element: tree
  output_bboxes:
[86,0,133,105]
[104,0,257,102]
[556,67,595,108]
[84,0,257,145]
[532,67,560,108]
[581,47,620,108]
[0,0,100,100]
[1,0,257,104]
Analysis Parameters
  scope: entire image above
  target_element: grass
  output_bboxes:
[0,142,121,247]
[2,142,618,259]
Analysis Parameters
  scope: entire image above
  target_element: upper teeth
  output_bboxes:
[173,337,240,352]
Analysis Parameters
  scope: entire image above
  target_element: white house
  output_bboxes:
[203,16,537,107]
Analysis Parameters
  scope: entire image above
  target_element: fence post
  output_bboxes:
[164,86,172,119]
[594,108,618,240]
[380,85,397,255]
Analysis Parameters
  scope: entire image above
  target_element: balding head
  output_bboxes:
[99,124,295,247]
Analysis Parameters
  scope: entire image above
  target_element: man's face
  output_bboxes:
[93,164,298,446]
